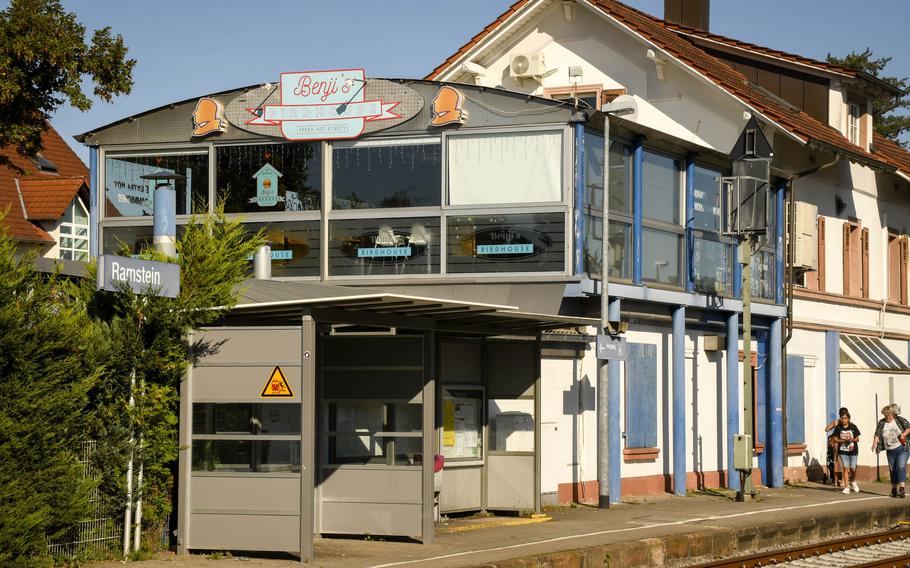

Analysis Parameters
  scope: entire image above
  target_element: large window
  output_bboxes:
[217,142,321,214]
[332,139,441,209]
[446,212,565,274]
[691,165,732,295]
[104,152,209,218]
[582,132,631,279]
[642,151,680,225]
[447,130,563,205]
[641,151,683,287]
[59,198,89,261]
[245,221,320,278]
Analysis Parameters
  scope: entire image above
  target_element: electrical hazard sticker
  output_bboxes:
[260,366,293,398]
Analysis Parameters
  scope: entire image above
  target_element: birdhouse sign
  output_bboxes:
[250,163,284,207]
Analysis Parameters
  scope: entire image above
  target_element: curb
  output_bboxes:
[466,503,910,567]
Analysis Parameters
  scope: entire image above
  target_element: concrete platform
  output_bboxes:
[90,481,910,568]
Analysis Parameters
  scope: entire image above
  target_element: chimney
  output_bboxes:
[664,0,709,31]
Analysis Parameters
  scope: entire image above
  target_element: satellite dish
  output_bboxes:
[511,55,530,76]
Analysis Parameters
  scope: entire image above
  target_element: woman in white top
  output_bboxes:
[871,405,910,498]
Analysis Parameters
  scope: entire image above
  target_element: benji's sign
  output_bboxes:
[244,69,400,140]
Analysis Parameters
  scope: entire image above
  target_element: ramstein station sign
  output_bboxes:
[97,255,181,298]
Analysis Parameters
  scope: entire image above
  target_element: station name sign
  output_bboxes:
[97,255,181,298]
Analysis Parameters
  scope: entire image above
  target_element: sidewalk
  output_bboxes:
[91,481,910,568]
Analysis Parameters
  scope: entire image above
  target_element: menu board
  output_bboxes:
[441,387,483,461]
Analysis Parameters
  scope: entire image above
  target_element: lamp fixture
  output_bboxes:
[646,48,668,82]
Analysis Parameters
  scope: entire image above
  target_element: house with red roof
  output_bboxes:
[428,0,910,502]
[1,123,90,262]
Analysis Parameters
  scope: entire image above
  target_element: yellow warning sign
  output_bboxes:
[260,366,293,398]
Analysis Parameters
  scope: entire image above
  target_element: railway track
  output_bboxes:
[694,526,910,567]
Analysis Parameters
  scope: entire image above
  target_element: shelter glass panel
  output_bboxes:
[447,131,563,205]
[325,401,422,466]
[191,440,301,473]
[328,217,439,276]
[244,221,320,278]
[446,212,565,274]
[216,142,321,214]
[332,140,441,209]
[104,152,209,218]
[193,403,301,435]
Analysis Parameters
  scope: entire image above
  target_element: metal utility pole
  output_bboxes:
[739,238,755,498]
[597,102,634,508]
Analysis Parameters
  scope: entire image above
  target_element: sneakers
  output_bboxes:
[892,488,898,498]
[900,487,906,499]
[851,482,859,493]
[842,486,851,494]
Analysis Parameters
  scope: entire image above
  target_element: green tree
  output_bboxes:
[0,218,101,568]
[81,207,262,552]
[0,0,134,169]
[827,48,910,147]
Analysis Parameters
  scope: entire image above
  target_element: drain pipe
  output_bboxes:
[781,154,840,454]
[254,244,272,280]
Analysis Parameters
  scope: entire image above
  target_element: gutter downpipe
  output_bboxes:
[781,153,840,459]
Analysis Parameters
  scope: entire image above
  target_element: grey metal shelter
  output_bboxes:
[178,280,596,561]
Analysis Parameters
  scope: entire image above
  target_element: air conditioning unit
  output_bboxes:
[789,200,818,271]
[509,52,547,79]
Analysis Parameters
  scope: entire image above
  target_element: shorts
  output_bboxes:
[840,454,857,469]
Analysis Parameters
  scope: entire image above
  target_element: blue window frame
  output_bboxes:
[786,355,806,444]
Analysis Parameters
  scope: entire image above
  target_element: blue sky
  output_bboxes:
[50,0,910,164]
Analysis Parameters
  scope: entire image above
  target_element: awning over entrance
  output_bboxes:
[229,280,597,335]
[840,334,910,371]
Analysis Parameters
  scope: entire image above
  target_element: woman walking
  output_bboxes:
[872,405,910,498]
[832,411,861,493]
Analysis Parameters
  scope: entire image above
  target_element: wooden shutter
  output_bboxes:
[625,343,658,449]
[786,355,806,444]
[889,234,901,303]
[861,228,869,298]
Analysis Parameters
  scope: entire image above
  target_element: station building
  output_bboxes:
[76,0,910,559]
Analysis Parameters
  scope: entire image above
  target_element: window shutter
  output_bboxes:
[817,216,826,291]
[861,228,869,298]
[786,355,806,444]
[902,236,909,305]
[842,223,851,296]
[625,343,658,449]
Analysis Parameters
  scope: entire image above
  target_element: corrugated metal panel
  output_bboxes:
[625,343,657,449]
[786,355,806,444]
[80,80,573,147]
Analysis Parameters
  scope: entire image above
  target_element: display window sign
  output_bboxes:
[340,226,426,263]
[250,163,283,207]
[244,69,400,141]
[329,218,439,276]
[467,227,552,261]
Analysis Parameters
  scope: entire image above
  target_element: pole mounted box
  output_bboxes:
[733,434,752,470]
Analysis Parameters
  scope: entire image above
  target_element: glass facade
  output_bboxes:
[332,141,440,209]
[446,212,565,274]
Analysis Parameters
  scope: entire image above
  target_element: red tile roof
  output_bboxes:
[872,133,910,178]
[19,177,87,220]
[0,125,88,243]
[426,0,896,173]
[661,22,858,78]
